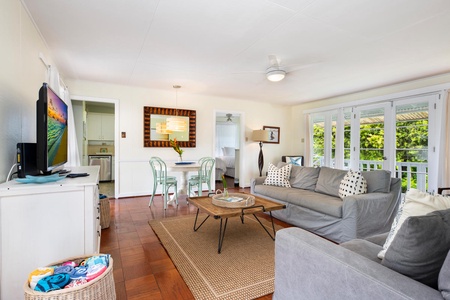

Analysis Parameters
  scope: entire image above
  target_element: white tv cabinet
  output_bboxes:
[0,166,101,300]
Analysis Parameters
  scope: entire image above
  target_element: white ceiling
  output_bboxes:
[22,0,450,105]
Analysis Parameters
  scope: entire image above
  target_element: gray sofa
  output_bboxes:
[251,164,402,243]
[273,225,450,299]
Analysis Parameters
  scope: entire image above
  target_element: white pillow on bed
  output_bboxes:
[222,147,235,156]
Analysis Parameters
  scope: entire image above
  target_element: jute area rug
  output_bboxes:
[149,213,282,300]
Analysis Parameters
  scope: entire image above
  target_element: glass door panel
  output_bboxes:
[358,106,386,170]
[312,114,325,167]
[343,110,352,169]
[395,102,429,192]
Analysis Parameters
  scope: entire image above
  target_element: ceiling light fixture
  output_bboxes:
[266,68,286,82]
[166,85,188,132]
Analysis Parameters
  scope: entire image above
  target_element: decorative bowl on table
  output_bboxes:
[211,193,255,208]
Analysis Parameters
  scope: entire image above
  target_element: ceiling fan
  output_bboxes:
[233,55,321,82]
[266,55,286,82]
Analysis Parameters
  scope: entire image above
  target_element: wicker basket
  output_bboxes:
[100,198,111,229]
[24,254,116,300]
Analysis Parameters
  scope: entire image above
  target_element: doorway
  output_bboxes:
[72,97,118,198]
[214,111,244,188]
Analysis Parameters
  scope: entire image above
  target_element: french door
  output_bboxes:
[309,93,441,192]
[351,103,393,171]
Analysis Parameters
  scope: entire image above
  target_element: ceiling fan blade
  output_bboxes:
[285,61,323,72]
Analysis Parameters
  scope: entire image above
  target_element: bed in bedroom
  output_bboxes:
[215,147,237,181]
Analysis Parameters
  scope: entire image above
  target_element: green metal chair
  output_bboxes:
[149,157,178,209]
[188,157,215,196]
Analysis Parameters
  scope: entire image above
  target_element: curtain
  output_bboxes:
[441,91,450,189]
[304,114,311,167]
[64,87,80,167]
[48,66,80,167]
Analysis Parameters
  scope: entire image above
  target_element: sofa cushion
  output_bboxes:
[263,163,291,188]
[286,190,343,218]
[341,239,383,263]
[382,209,450,289]
[315,167,347,197]
[378,188,450,259]
[289,166,320,191]
[338,170,368,199]
[364,232,389,247]
[361,170,391,193]
[253,184,292,201]
[439,251,450,300]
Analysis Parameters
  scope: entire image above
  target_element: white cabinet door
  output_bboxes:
[87,113,114,141]
[87,113,103,140]
[101,114,115,140]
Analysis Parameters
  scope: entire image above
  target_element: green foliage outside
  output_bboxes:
[312,119,428,192]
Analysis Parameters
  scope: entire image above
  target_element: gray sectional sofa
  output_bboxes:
[250,164,402,243]
[274,223,450,299]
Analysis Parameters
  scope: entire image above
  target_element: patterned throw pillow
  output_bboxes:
[338,170,368,199]
[263,163,292,188]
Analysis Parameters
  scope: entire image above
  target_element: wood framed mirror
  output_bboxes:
[144,106,196,147]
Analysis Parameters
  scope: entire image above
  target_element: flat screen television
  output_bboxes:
[36,83,68,175]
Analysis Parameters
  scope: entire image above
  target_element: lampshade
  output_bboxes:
[252,130,270,142]
[166,116,188,132]
[156,122,173,134]
[266,69,286,82]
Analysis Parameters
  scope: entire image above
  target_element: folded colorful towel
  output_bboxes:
[28,267,54,290]
[64,278,88,289]
[86,264,107,282]
[62,261,77,267]
[35,273,70,292]
[69,266,88,280]
[85,254,110,268]
[54,265,74,275]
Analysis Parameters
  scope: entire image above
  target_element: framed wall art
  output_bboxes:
[263,126,280,144]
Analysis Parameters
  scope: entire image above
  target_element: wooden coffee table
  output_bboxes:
[188,194,286,253]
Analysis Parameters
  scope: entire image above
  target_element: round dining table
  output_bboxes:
[167,162,201,205]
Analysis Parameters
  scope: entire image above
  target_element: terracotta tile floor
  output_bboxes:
[100,187,287,299]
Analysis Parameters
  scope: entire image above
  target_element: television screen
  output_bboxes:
[36,83,68,174]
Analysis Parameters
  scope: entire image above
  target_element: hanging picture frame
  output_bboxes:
[263,126,280,144]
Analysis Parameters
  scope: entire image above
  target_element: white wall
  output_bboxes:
[0,0,54,182]
[65,79,292,196]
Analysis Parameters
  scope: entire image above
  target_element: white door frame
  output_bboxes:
[71,95,119,198]
[213,110,246,188]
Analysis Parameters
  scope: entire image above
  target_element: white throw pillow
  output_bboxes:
[338,170,368,199]
[378,188,450,259]
[263,163,292,188]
